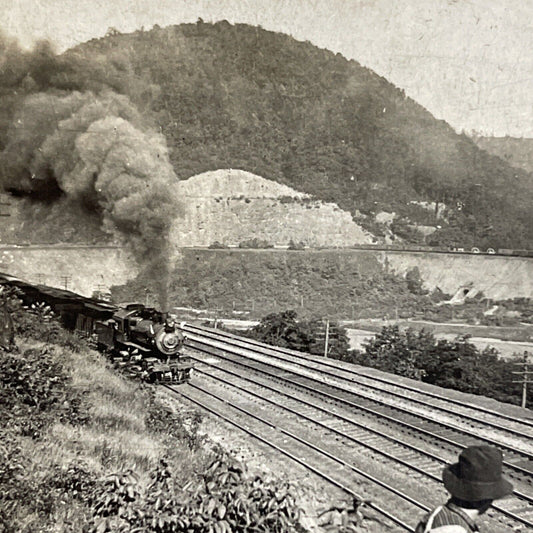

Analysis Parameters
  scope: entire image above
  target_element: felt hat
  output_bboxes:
[442,446,513,501]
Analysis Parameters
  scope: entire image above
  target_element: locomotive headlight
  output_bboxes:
[155,328,183,355]
[162,332,179,350]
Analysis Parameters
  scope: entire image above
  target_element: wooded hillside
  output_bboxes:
[1,22,532,248]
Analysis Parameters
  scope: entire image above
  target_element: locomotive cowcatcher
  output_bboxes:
[95,303,192,383]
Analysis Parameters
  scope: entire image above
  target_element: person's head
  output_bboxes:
[443,446,513,512]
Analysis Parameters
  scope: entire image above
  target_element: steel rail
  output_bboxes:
[182,323,533,431]
[165,383,418,532]
[191,362,533,527]
[192,361,533,506]
[183,330,533,450]
[185,337,533,477]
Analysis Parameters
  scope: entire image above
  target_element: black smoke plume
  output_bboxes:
[0,36,180,309]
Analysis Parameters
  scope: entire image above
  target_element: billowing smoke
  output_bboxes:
[0,90,180,309]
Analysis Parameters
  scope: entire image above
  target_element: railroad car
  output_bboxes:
[95,303,192,384]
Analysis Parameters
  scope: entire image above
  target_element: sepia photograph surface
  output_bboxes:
[0,1,532,532]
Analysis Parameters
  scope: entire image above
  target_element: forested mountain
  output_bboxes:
[1,21,532,249]
[472,135,533,175]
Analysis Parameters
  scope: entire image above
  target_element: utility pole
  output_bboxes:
[324,319,330,358]
[512,352,532,409]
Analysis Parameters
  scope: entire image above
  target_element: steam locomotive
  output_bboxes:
[95,303,192,384]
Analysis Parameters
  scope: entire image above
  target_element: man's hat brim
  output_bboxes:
[443,464,514,501]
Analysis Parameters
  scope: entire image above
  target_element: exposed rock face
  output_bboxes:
[381,251,533,300]
[170,169,373,249]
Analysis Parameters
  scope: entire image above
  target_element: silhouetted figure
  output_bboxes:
[415,446,513,532]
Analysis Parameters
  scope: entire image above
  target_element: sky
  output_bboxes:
[1,0,532,137]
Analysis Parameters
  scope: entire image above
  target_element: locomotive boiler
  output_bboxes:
[95,303,192,383]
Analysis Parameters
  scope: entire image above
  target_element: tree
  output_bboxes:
[360,325,434,379]
[246,310,351,359]
[405,267,426,295]
[419,336,501,396]
[248,310,314,351]
[359,326,527,404]
[307,318,351,360]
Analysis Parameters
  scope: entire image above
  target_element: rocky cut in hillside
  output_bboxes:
[1,22,532,249]
[169,169,373,249]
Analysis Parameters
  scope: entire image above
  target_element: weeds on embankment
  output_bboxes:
[0,301,303,533]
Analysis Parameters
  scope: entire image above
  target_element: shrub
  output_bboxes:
[1,286,90,352]
[144,390,205,450]
[287,239,305,250]
[405,267,427,295]
[208,241,229,249]
[238,238,274,249]
[90,454,302,533]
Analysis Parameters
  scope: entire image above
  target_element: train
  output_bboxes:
[95,303,193,384]
[0,272,192,384]
[347,244,533,257]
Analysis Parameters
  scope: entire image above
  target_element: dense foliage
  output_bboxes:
[0,342,90,530]
[113,249,439,320]
[473,135,533,175]
[244,310,351,359]
[0,296,305,533]
[1,22,532,248]
[354,326,531,405]
[235,311,530,405]
[90,455,301,533]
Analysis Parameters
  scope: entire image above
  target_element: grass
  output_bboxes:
[1,338,211,532]
[2,326,306,533]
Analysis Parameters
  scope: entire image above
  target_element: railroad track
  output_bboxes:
[181,325,533,430]
[170,324,533,531]
[180,324,533,457]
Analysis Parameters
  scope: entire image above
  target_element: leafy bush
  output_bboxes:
[356,325,532,405]
[145,390,205,450]
[1,344,89,434]
[0,341,92,531]
[405,267,427,295]
[238,238,274,249]
[208,241,229,249]
[0,286,90,352]
[90,455,302,533]
[287,239,306,250]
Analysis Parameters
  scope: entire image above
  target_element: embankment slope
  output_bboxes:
[0,245,137,297]
[381,251,533,300]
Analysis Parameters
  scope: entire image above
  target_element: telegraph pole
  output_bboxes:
[512,352,532,409]
[324,319,330,358]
